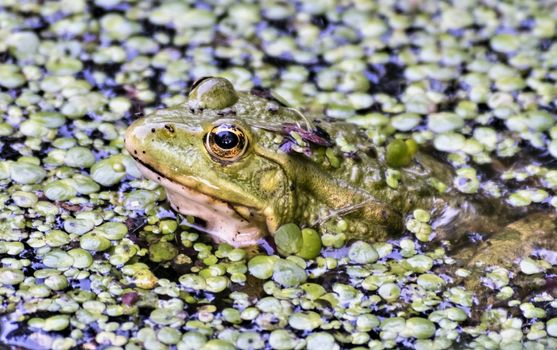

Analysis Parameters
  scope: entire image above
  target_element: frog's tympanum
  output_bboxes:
[125,77,556,267]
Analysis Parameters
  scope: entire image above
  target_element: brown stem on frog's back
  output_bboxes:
[286,107,313,131]
[311,197,394,227]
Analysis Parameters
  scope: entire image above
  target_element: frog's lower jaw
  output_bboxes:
[134,162,266,247]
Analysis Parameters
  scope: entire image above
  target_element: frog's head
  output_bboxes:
[125,77,315,247]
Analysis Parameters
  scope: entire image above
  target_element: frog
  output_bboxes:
[125,77,556,269]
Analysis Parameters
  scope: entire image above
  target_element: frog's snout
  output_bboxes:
[124,118,151,159]
[188,76,238,109]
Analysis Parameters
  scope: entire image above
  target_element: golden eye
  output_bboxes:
[205,124,248,162]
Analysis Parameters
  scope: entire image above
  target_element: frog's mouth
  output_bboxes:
[132,159,267,247]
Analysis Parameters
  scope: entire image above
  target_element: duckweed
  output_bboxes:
[236,331,264,350]
[269,330,299,350]
[157,327,182,345]
[404,319,438,342]
[0,0,556,348]
[180,332,207,349]
[80,232,112,251]
[67,248,93,268]
[11,191,38,208]
[405,255,433,273]
[378,282,401,302]
[274,223,303,256]
[90,155,139,187]
[427,113,464,133]
[297,228,322,259]
[248,255,277,280]
[288,311,322,331]
[348,241,379,264]
[200,339,235,350]
[64,147,96,168]
[417,274,446,290]
[64,218,95,235]
[42,315,70,331]
[43,250,74,269]
[44,274,69,291]
[206,276,229,293]
[149,241,178,262]
[10,162,46,184]
[519,257,546,275]
[272,259,307,287]
[386,139,417,168]
[547,319,557,337]
[44,180,78,201]
[96,222,128,240]
[133,269,158,290]
[0,268,25,285]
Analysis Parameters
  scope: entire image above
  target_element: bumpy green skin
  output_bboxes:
[125,77,553,262]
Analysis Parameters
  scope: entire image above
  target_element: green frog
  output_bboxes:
[125,77,556,268]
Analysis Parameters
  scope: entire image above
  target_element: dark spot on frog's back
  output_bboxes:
[151,128,155,133]
[249,86,288,107]
[364,147,377,158]
[344,152,361,161]
[164,124,174,133]
[313,125,330,138]
[216,108,236,116]
[266,103,279,112]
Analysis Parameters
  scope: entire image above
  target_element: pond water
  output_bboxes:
[1,0,557,349]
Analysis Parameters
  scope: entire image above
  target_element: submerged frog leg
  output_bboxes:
[451,212,557,293]
[464,212,557,268]
[468,213,557,266]
[449,212,557,302]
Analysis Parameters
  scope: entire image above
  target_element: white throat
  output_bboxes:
[135,162,265,247]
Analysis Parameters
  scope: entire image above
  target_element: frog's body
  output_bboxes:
[125,77,556,267]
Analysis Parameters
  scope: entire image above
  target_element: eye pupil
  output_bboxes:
[215,131,238,149]
[206,124,248,162]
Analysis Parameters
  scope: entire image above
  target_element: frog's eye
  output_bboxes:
[190,76,213,92]
[205,124,248,162]
[189,77,238,109]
